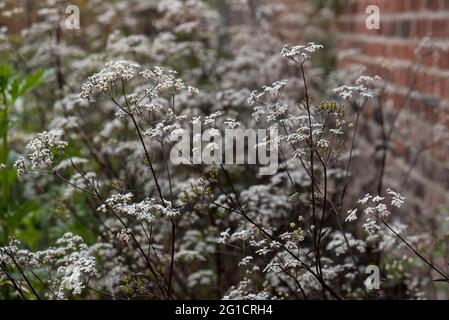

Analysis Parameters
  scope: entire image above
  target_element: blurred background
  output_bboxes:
[2,0,447,221]
[0,0,448,299]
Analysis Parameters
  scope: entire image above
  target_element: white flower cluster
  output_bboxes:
[97,193,179,222]
[333,85,372,100]
[222,278,270,300]
[116,228,132,244]
[386,188,406,208]
[3,0,437,299]
[13,157,27,178]
[140,66,197,96]
[0,233,97,300]
[333,75,381,102]
[346,188,406,235]
[248,79,288,105]
[248,80,289,122]
[80,60,140,100]
[144,122,184,141]
[0,239,39,268]
[281,42,324,64]
[14,129,67,177]
[56,251,96,299]
[27,130,67,168]
[224,117,241,129]
[326,232,366,256]
[238,256,254,267]
[345,208,358,222]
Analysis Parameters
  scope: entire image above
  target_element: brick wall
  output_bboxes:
[335,0,449,211]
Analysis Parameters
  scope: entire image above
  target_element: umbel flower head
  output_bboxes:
[333,75,381,111]
[281,42,324,64]
[80,60,140,100]
[14,129,68,177]
[0,233,97,299]
[97,193,179,223]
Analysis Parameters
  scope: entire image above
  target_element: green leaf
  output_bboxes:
[9,76,21,103]
[18,69,46,97]
[5,200,39,230]
[0,64,13,87]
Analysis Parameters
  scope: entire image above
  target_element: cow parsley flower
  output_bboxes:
[248,80,290,122]
[355,188,407,238]
[333,76,380,106]
[140,66,186,95]
[56,251,96,299]
[22,130,68,172]
[116,228,132,244]
[98,193,179,221]
[80,60,140,99]
[326,232,366,256]
[13,157,27,178]
[218,228,231,244]
[204,111,223,126]
[1,233,96,300]
[357,194,372,205]
[238,256,254,267]
[144,122,183,141]
[387,188,406,208]
[97,193,133,213]
[333,85,373,100]
[248,79,288,106]
[362,217,381,235]
[187,86,199,96]
[224,118,240,129]
[281,42,323,64]
[345,208,358,222]
[316,139,330,149]
[372,195,385,202]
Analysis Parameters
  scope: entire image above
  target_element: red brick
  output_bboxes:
[415,19,430,37]
[431,19,449,38]
[408,0,424,10]
[441,78,449,100]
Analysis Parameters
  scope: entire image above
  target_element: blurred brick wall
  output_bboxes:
[335,0,449,211]
[336,0,449,103]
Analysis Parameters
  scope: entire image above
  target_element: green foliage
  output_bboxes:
[0,64,46,245]
[0,65,46,108]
